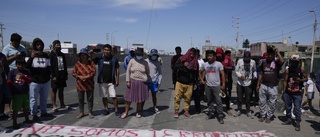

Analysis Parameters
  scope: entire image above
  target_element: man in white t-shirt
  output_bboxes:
[301,72,316,110]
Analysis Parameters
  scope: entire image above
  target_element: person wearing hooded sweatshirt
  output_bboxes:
[256,47,284,124]
[235,51,257,118]
[215,47,233,116]
[173,48,198,118]
[282,54,307,131]
[49,40,68,112]
[26,38,52,121]
[124,47,136,70]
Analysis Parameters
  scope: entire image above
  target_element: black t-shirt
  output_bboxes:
[102,56,113,83]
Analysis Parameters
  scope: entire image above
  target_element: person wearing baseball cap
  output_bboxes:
[124,47,136,70]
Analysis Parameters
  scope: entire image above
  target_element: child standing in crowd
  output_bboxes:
[7,57,32,129]
[145,49,162,114]
[301,72,316,111]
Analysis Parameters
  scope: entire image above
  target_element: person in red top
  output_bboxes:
[216,48,234,116]
[72,48,96,119]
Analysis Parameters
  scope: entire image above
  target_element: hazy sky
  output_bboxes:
[1,0,319,53]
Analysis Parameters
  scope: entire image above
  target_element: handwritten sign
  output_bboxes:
[3,123,276,137]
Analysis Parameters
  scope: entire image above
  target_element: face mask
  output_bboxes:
[55,47,61,52]
[136,56,143,60]
[151,55,157,60]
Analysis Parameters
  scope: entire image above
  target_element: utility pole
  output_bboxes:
[106,33,109,44]
[0,22,4,50]
[310,10,317,73]
[233,17,239,57]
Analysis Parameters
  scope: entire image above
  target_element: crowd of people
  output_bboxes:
[170,46,319,131]
[0,33,318,132]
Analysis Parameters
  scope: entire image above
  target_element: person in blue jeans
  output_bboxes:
[26,38,52,121]
[282,54,307,131]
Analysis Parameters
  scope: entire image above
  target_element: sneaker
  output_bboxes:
[281,119,292,125]
[230,102,234,106]
[154,108,160,114]
[247,112,254,119]
[114,111,121,117]
[174,112,179,118]
[104,110,110,115]
[40,113,53,118]
[258,117,265,122]
[184,111,192,118]
[301,108,305,113]
[265,118,271,124]
[0,114,10,120]
[218,117,224,124]
[295,123,300,131]
[235,110,241,117]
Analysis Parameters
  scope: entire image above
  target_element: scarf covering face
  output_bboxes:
[180,48,199,70]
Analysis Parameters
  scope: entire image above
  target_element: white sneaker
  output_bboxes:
[155,108,160,114]
[301,108,305,113]
[230,102,234,106]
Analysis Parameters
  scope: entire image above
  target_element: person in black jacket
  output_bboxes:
[173,48,198,119]
[26,38,52,121]
[49,40,68,111]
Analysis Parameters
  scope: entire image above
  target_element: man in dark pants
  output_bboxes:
[171,46,182,89]
[193,49,204,114]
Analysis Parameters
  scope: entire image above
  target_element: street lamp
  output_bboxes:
[127,36,132,51]
[310,10,317,73]
[111,31,117,45]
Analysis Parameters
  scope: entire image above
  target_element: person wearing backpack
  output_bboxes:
[282,54,307,131]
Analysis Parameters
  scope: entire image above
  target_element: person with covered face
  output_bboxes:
[171,46,183,89]
[173,48,198,118]
[124,47,136,70]
[256,47,284,124]
[121,48,149,119]
[49,40,68,112]
[235,51,257,118]
[215,48,233,116]
[26,38,52,121]
[282,54,307,131]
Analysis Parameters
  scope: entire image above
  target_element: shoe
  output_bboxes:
[295,123,300,131]
[227,110,233,116]
[41,113,53,118]
[60,105,70,110]
[218,117,224,124]
[230,102,234,106]
[104,110,110,115]
[174,111,179,118]
[300,108,305,113]
[281,119,292,125]
[32,115,40,121]
[265,118,271,124]
[136,113,141,118]
[154,108,160,114]
[0,114,10,120]
[235,110,241,117]
[184,111,192,118]
[120,113,128,119]
[52,107,58,112]
[88,113,94,119]
[258,117,265,122]
[196,110,201,114]
[76,113,84,119]
[206,114,214,120]
[114,111,121,117]
[247,112,254,119]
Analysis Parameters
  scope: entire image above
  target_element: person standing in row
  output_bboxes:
[282,54,307,131]
[26,38,52,121]
[72,48,96,119]
[145,49,162,114]
[215,48,233,116]
[200,50,225,124]
[193,49,204,114]
[235,51,257,118]
[2,33,26,120]
[49,40,68,112]
[121,48,149,119]
[7,57,32,129]
[171,46,182,89]
[124,47,136,71]
[92,44,120,116]
[301,72,316,111]
[256,47,284,124]
[173,48,198,118]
